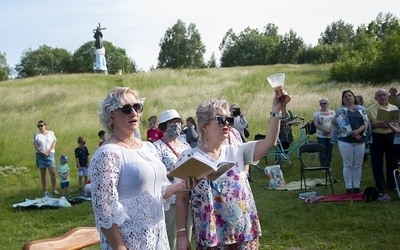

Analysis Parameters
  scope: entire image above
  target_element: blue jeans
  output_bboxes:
[317,137,333,168]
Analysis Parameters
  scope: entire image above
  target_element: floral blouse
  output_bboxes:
[331,105,372,144]
[181,142,261,248]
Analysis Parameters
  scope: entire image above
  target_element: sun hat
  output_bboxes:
[159,109,183,124]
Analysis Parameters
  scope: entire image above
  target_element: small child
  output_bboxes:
[75,136,90,193]
[57,154,70,197]
[98,130,106,147]
[147,115,164,142]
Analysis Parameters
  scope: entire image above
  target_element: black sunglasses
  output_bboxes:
[320,103,327,105]
[37,124,44,128]
[119,103,144,115]
[207,115,234,126]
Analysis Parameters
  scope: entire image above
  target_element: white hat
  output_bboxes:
[160,109,183,124]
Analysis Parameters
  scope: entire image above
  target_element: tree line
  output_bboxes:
[0,12,399,83]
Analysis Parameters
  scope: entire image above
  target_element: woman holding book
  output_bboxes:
[89,87,197,250]
[331,90,371,194]
[175,88,291,249]
[153,109,193,250]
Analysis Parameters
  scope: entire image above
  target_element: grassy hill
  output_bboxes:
[1,64,399,249]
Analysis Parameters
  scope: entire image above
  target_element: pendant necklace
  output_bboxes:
[113,134,136,148]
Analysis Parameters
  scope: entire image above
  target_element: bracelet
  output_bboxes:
[176,228,186,233]
[270,112,282,119]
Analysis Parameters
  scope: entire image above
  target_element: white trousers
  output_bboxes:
[338,140,365,189]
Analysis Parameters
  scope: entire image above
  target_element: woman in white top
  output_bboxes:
[33,120,58,196]
[89,87,196,250]
[313,97,335,169]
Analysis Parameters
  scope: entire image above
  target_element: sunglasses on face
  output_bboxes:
[207,115,234,126]
[119,103,144,115]
[37,124,45,128]
[320,103,327,105]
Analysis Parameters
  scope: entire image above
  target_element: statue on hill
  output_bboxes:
[93,23,107,74]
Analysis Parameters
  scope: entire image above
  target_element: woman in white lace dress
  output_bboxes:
[89,87,196,250]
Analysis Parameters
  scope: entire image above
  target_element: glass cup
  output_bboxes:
[267,73,285,90]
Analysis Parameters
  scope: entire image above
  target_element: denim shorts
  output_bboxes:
[78,167,88,177]
[60,181,70,189]
[36,152,55,168]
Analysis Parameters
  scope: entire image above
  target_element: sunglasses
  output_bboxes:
[119,103,144,115]
[320,103,327,105]
[207,115,234,126]
[37,124,45,128]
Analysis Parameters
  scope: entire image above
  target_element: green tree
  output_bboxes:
[15,45,73,78]
[207,52,217,68]
[0,52,10,81]
[158,19,206,69]
[219,24,280,67]
[72,41,137,74]
[273,29,304,64]
[319,20,354,45]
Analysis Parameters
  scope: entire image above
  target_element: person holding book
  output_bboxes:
[175,88,291,249]
[89,87,197,250]
[367,88,398,195]
[331,90,371,194]
[153,109,193,250]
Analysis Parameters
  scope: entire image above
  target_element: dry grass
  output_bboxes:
[1,64,399,249]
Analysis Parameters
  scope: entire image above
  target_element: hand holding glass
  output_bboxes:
[267,73,285,90]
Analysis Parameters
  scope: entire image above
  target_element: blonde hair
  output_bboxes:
[196,99,230,144]
[319,97,329,103]
[98,87,140,135]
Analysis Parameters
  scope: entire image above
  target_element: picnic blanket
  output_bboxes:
[266,177,340,191]
[316,193,392,203]
[13,195,92,208]
[13,196,71,208]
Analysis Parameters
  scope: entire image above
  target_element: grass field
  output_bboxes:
[1,64,399,249]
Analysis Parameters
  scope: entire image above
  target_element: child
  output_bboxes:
[147,115,164,142]
[57,154,70,197]
[98,130,105,147]
[75,136,90,193]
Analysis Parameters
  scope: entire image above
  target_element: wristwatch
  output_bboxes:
[270,112,282,119]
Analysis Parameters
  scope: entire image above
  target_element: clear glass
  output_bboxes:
[267,73,285,89]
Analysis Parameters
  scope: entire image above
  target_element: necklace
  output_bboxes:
[112,134,136,147]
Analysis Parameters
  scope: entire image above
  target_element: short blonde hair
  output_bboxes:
[319,97,329,104]
[196,99,230,144]
[98,87,140,135]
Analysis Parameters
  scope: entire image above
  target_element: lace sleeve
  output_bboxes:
[90,150,129,231]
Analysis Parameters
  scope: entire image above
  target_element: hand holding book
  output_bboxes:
[170,149,235,181]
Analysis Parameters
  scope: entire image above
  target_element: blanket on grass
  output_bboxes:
[13,195,91,209]
[315,193,392,203]
[266,177,340,191]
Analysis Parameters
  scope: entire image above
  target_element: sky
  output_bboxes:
[1,0,400,72]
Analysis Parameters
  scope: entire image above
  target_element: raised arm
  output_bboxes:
[253,89,291,161]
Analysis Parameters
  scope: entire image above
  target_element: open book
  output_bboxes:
[377,108,400,123]
[170,150,235,181]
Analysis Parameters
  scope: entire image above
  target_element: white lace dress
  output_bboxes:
[89,142,170,250]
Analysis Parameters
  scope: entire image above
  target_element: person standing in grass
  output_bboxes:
[75,136,90,193]
[367,88,398,196]
[313,97,335,169]
[175,88,291,250]
[89,87,197,249]
[33,120,58,196]
[57,154,70,197]
[153,109,193,250]
[332,90,371,194]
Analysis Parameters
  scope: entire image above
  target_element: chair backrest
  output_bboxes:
[299,143,325,168]
[299,143,325,155]
[22,227,100,250]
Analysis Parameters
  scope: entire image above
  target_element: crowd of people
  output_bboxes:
[33,85,400,249]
